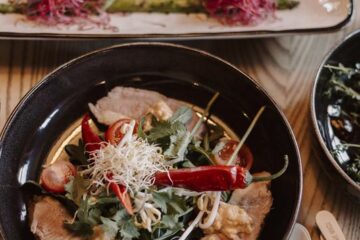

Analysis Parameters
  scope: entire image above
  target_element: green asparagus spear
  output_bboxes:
[105,0,204,13]
[0,3,24,14]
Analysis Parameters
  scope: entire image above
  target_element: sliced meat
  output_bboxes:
[89,87,186,125]
[202,202,253,240]
[201,233,231,240]
[29,196,81,240]
[89,86,202,132]
[228,171,273,240]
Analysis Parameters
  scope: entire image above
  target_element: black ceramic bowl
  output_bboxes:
[311,30,360,200]
[0,43,302,239]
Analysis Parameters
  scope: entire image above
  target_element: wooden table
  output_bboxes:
[1,3,360,240]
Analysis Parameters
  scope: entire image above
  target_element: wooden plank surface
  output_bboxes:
[0,3,360,240]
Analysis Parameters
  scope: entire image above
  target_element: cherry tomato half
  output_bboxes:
[40,161,76,194]
[105,119,138,145]
[213,139,254,170]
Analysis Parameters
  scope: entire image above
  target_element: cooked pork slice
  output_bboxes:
[202,202,253,240]
[29,196,80,240]
[201,233,232,240]
[89,87,184,125]
[228,172,273,240]
[89,87,203,133]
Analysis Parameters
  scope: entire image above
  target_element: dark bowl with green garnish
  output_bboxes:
[0,42,302,240]
[311,29,360,201]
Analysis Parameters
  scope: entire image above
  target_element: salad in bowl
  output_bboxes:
[26,86,288,240]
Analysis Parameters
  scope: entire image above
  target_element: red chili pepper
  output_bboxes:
[109,182,134,215]
[106,173,134,215]
[81,114,134,214]
[81,114,102,152]
[154,156,288,192]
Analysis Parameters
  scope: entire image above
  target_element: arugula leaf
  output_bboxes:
[153,225,183,240]
[161,215,179,229]
[95,196,121,205]
[168,198,187,214]
[188,144,214,165]
[169,106,193,124]
[65,174,91,206]
[152,191,169,213]
[221,191,231,202]
[164,130,191,160]
[65,139,88,165]
[120,221,140,239]
[152,189,188,215]
[152,207,194,240]
[100,216,119,239]
[87,208,102,225]
[165,92,220,165]
[64,195,121,237]
[137,117,146,139]
[112,208,132,226]
[146,121,186,143]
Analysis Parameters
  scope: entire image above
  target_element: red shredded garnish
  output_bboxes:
[22,0,275,28]
[25,0,115,30]
[203,0,276,25]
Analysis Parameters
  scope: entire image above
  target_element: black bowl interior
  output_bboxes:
[312,30,360,196]
[0,43,301,240]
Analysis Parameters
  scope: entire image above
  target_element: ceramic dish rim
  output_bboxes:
[0,0,354,40]
[0,42,303,239]
[310,29,360,193]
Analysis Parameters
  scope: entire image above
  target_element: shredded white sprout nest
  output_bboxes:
[82,121,169,194]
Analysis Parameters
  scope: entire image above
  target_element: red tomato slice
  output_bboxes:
[40,161,76,194]
[213,139,254,170]
[105,119,138,145]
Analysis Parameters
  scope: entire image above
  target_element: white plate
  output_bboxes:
[0,0,353,39]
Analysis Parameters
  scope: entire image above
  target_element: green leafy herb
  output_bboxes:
[221,191,231,202]
[328,74,360,100]
[65,139,88,165]
[137,116,146,139]
[152,189,188,215]
[64,197,96,237]
[112,208,129,223]
[161,215,179,229]
[100,216,119,239]
[152,191,170,213]
[64,194,125,237]
[65,174,91,206]
[169,106,193,124]
[346,158,360,183]
[188,144,214,165]
[153,225,183,240]
[164,130,191,159]
[146,121,187,143]
[141,109,192,161]
[120,221,140,239]
[167,92,220,164]
[325,63,360,185]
